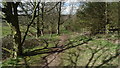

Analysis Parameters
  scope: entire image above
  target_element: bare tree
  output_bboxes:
[2,2,40,59]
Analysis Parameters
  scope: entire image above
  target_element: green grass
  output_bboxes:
[0,25,2,38]
[60,30,72,34]
[2,25,119,66]
[61,37,118,66]
[2,26,11,37]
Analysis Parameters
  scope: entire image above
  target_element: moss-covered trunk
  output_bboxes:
[4,2,22,58]
[12,2,22,57]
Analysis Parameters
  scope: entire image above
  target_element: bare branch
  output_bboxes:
[46,2,59,13]
[21,2,40,45]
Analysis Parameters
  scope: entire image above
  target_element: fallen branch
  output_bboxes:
[2,47,13,53]
[22,38,92,56]
[96,52,120,68]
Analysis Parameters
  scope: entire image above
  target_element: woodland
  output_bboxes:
[0,1,120,68]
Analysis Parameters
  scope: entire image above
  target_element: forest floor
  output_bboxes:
[45,33,119,66]
[2,26,119,66]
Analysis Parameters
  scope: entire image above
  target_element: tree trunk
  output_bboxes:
[57,2,61,35]
[41,3,44,36]
[37,3,41,37]
[12,3,22,57]
[5,2,22,58]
